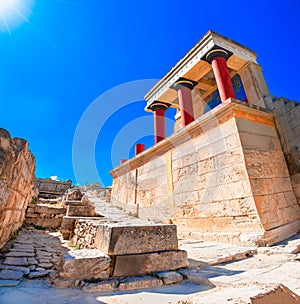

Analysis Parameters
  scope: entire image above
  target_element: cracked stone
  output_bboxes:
[0,269,24,280]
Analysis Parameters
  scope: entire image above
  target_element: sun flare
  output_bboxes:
[0,0,34,33]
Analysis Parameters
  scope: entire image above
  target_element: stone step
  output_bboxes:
[94,223,178,255]
[112,250,188,277]
[67,205,98,217]
[58,249,111,280]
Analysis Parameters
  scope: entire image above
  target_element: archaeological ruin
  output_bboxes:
[0,30,300,303]
[110,30,300,247]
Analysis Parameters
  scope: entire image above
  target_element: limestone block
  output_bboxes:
[94,224,178,255]
[118,276,163,291]
[67,205,98,217]
[66,188,83,201]
[83,279,119,292]
[113,250,188,277]
[59,249,111,280]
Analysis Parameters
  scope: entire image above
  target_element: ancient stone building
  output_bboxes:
[110,30,300,246]
[0,128,35,248]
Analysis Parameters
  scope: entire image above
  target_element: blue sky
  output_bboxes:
[0,0,299,186]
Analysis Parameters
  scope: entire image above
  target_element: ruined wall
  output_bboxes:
[265,97,300,204]
[35,178,72,198]
[111,101,300,245]
[25,203,66,228]
[0,128,35,248]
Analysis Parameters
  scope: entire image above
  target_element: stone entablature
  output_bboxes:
[144,30,257,108]
[110,99,300,246]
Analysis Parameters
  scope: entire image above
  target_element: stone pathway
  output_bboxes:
[1,195,299,303]
[0,228,67,287]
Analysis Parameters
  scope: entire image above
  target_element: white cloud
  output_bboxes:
[50,175,59,181]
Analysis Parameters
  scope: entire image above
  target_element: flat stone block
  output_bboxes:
[95,224,178,255]
[67,205,97,217]
[0,265,30,275]
[59,249,111,280]
[0,269,24,280]
[0,279,20,287]
[28,270,49,278]
[4,257,28,266]
[119,275,163,291]
[113,250,188,277]
[83,279,119,293]
[6,251,35,258]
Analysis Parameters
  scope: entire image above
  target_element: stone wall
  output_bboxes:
[0,128,35,249]
[111,99,300,246]
[265,97,300,204]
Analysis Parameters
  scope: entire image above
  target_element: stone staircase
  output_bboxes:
[55,192,189,288]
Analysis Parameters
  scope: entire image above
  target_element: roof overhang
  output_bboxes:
[144,30,257,110]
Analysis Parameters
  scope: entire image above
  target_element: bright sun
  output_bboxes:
[0,0,34,33]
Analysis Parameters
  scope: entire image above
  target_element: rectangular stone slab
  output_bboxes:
[113,250,188,277]
[94,224,178,255]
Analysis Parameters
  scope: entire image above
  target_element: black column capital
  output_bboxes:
[171,77,198,91]
[204,46,233,63]
[148,101,170,112]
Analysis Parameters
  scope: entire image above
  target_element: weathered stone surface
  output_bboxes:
[156,271,183,285]
[53,278,75,288]
[0,279,20,287]
[28,270,49,278]
[6,251,35,257]
[0,265,30,275]
[118,276,163,291]
[178,268,215,286]
[39,262,53,269]
[0,269,24,280]
[4,257,28,266]
[59,249,111,280]
[113,250,188,277]
[66,188,84,201]
[34,178,72,199]
[0,128,35,249]
[94,224,178,255]
[83,279,119,293]
[67,205,98,217]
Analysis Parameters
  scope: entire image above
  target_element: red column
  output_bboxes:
[172,78,197,127]
[149,101,169,144]
[135,144,144,155]
[206,49,235,102]
[153,108,166,144]
[177,86,195,127]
